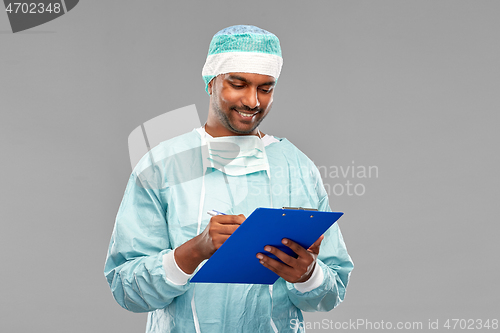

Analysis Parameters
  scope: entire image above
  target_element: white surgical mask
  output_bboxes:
[202,133,271,178]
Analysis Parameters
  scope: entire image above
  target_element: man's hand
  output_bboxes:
[175,214,245,274]
[256,234,324,283]
[197,214,246,259]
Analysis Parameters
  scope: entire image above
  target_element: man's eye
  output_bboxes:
[230,83,245,89]
[260,88,273,93]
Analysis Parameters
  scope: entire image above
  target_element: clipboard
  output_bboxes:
[190,208,344,285]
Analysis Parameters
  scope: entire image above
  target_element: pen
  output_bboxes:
[207,210,226,217]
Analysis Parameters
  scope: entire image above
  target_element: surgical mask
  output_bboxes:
[202,134,271,178]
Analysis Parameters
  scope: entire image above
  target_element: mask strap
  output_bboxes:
[197,173,206,236]
[222,172,236,211]
[197,133,209,235]
[191,286,202,333]
[257,128,274,208]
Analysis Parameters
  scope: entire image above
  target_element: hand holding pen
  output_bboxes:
[198,210,245,257]
[174,210,246,274]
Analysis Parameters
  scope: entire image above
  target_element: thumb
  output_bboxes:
[308,234,324,254]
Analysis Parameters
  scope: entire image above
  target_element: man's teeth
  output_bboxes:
[237,111,256,117]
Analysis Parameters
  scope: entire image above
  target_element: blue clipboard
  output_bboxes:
[190,208,344,285]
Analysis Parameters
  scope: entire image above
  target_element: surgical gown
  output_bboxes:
[104,129,353,332]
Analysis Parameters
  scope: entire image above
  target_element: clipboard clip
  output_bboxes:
[282,207,318,211]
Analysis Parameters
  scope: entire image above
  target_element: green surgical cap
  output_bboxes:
[202,25,283,94]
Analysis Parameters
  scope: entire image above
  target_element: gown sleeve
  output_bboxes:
[285,164,354,312]
[104,170,191,313]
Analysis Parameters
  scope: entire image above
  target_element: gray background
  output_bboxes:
[1,0,499,332]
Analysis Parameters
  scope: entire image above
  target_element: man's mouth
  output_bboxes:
[234,109,259,118]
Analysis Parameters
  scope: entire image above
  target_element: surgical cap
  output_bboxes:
[202,25,283,94]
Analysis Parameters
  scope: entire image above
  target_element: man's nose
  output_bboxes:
[241,87,260,109]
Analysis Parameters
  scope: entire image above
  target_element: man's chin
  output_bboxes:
[227,122,259,135]
[226,116,260,134]
[229,127,257,135]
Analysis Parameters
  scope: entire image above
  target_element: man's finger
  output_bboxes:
[281,238,309,258]
[256,253,293,277]
[211,214,246,225]
[212,224,239,235]
[263,245,296,267]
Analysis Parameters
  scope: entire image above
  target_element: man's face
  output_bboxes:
[207,72,276,136]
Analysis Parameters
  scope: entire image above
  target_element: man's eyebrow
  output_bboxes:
[261,80,276,87]
[227,74,276,86]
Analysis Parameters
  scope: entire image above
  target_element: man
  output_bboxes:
[104,25,353,333]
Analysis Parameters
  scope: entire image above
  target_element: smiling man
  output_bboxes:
[104,25,353,333]
[206,72,275,136]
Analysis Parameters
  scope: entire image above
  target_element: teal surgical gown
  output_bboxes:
[104,129,353,332]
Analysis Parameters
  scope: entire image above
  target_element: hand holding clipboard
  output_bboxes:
[191,208,344,285]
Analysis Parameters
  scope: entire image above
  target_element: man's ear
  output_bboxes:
[208,78,215,95]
